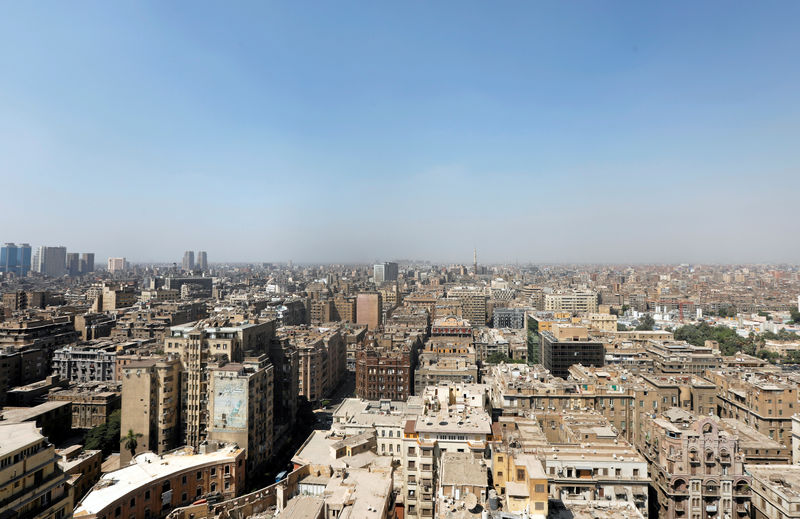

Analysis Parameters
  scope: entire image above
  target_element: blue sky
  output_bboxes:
[1,2,798,264]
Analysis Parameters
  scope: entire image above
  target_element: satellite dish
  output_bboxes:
[465,493,478,510]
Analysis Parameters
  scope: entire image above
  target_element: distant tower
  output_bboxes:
[182,251,194,272]
[196,251,208,271]
[473,248,478,275]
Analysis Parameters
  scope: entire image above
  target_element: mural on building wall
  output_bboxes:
[213,377,247,429]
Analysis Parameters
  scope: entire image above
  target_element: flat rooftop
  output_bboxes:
[0,422,44,455]
[746,464,800,500]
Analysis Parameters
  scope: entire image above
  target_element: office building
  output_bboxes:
[182,250,194,271]
[66,252,80,276]
[196,250,207,271]
[80,252,95,273]
[0,422,73,519]
[540,324,604,378]
[34,245,67,277]
[0,242,31,276]
[373,262,398,284]
[492,307,526,328]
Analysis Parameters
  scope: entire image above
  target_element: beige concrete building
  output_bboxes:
[638,408,751,519]
[544,290,599,314]
[207,356,274,474]
[356,292,382,331]
[0,422,73,519]
[120,356,182,464]
[747,464,800,519]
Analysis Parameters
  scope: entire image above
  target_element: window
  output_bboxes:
[517,469,525,480]
[145,491,151,500]
[197,471,202,480]
[211,468,216,476]
[535,502,544,511]
[535,484,545,493]
[130,499,136,508]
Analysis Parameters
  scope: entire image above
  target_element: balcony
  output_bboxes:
[734,483,750,496]
[671,479,689,496]
[704,486,719,496]
[736,503,748,514]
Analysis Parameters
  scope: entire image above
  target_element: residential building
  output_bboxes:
[119,356,182,464]
[544,290,599,314]
[57,445,102,501]
[80,252,95,274]
[74,444,246,519]
[53,344,117,383]
[0,422,73,519]
[48,385,121,429]
[448,286,488,327]
[355,345,413,401]
[747,464,800,519]
[414,353,478,395]
[207,356,274,473]
[356,292,382,331]
[637,408,751,519]
[492,307,526,329]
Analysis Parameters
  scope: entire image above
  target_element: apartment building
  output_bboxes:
[356,292,382,331]
[278,325,346,404]
[492,307,526,329]
[119,356,182,464]
[637,408,751,519]
[401,384,493,519]
[544,290,599,314]
[52,343,117,383]
[48,385,121,429]
[414,353,478,395]
[747,464,800,519]
[207,356,274,474]
[447,286,488,327]
[75,444,246,519]
[355,345,413,401]
[331,397,423,461]
[0,423,73,519]
[708,370,797,447]
[165,319,275,448]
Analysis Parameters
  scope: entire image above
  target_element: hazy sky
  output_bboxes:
[1,2,799,264]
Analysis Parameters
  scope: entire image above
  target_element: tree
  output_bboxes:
[617,323,629,331]
[635,315,655,331]
[85,409,121,455]
[121,429,143,459]
[789,309,800,324]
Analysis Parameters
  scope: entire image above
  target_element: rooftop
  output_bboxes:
[75,445,243,516]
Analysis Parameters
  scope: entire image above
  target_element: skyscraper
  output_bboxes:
[35,246,67,277]
[0,243,31,276]
[66,253,80,276]
[80,252,95,274]
[182,250,194,271]
[196,250,208,271]
[373,262,398,284]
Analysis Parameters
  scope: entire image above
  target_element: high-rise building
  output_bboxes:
[207,355,274,473]
[66,252,80,276]
[107,257,127,273]
[0,243,32,276]
[196,250,208,270]
[80,252,95,273]
[35,246,67,277]
[373,262,398,284]
[182,250,195,271]
[120,356,182,464]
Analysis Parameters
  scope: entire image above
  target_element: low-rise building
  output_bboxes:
[75,444,246,519]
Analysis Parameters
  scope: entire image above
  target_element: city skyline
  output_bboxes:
[2,2,800,263]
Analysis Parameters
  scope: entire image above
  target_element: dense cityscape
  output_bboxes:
[2,247,800,519]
